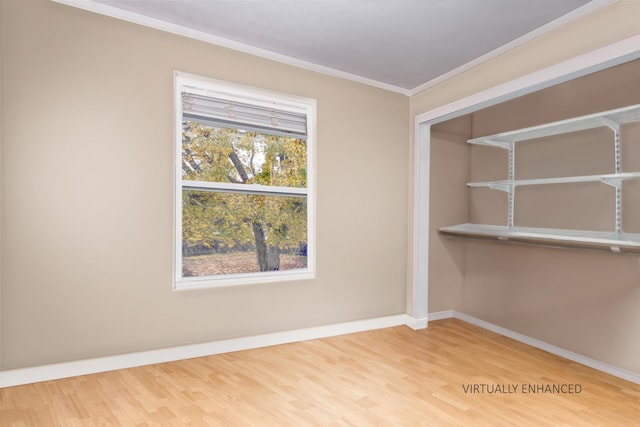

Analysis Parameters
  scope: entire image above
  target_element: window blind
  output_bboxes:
[182,92,307,137]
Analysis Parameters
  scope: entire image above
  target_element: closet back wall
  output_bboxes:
[441,59,640,374]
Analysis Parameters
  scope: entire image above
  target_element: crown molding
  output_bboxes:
[407,0,617,96]
[51,0,615,97]
[50,0,411,95]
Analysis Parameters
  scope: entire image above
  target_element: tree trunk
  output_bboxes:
[252,222,280,271]
[228,152,249,182]
[230,149,280,271]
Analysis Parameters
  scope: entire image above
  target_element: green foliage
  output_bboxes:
[182,121,307,187]
[181,121,308,253]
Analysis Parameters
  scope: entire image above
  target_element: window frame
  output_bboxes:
[174,72,316,290]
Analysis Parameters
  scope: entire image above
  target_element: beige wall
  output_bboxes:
[0,0,409,369]
[0,0,4,369]
[428,117,471,312]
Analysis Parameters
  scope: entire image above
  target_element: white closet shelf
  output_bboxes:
[467,172,640,190]
[468,104,640,147]
[448,103,640,253]
[439,223,640,253]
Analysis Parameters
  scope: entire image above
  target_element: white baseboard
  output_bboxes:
[405,316,428,330]
[432,310,640,385]
[427,310,455,321]
[0,314,412,388]
[3,311,638,387]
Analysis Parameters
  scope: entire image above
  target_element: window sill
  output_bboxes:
[174,269,315,291]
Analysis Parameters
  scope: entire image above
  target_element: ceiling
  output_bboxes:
[62,0,608,94]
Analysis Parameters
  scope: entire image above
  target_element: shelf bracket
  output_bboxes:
[600,177,623,188]
[486,182,511,192]
[479,139,512,150]
[600,117,621,133]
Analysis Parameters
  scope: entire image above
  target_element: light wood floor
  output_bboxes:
[1,318,638,426]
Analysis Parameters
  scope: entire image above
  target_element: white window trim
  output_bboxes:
[174,71,316,290]
[182,181,308,197]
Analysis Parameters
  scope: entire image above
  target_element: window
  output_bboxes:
[174,72,315,289]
